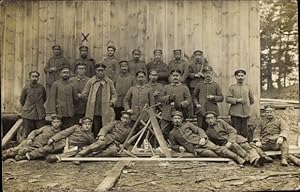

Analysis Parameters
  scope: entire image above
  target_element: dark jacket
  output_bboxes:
[186,61,208,89]
[128,60,147,76]
[71,57,96,77]
[27,125,61,148]
[114,73,136,107]
[44,55,70,86]
[103,56,119,81]
[146,60,169,85]
[168,59,189,83]
[97,121,131,144]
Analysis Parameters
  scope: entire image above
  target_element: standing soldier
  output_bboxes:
[193,66,223,130]
[103,45,119,81]
[146,49,169,85]
[226,69,254,140]
[147,70,164,105]
[71,45,95,78]
[128,49,147,76]
[48,66,78,129]
[114,60,135,120]
[44,45,70,113]
[19,71,47,141]
[124,71,155,122]
[69,63,90,124]
[82,63,117,137]
[168,49,189,83]
[160,69,192,138]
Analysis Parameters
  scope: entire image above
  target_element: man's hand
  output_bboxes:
[170,102,175,106]
[179,146,186,153]
[225,142,232,148]
[78,93,82,98]
[207,95,215,100]
[98,135,105,141]
[199,138,206,146]
[196,104,202,108]
[109,101,114,107]
[276,137,284,145]
[194,74,200,78]
[47,139,54,145]
[198,72,204,77]
[237,98,245,104]
[127,109,133,114]
[26,139,33,146]
[153,90,160,97]
[255,141,262,147]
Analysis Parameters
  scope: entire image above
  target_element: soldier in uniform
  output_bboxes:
[71,45,96,77]
[103,45,119,81]
[69,63,90,124]
[2,115,62,161]
[147,69,164,105]
[74,111,133,159]
[146,49,169,85]
[205,111,272,166]
[160,69,192,139]
[114,60,135,120]
[19,71,47,141]
[44,45,70,113]
[226,69,254,140]
[48,66,78,129]
[25,117,95,162]
[128,49,147,76]
[193,66,223,130]
[253,105,289,166]
[168,49,189,83]
[169,111,246,166]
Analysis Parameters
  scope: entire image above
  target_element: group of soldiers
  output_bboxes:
[3,44,300,167]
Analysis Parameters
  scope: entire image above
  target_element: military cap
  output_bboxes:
[95,63,107,69]
[58,66,71,72]
[132,49,141,54]
[234,69,246,76]
[173,49,181,53]
[153,49,163,54]
[107,45,116,51]
[204,111,218,117]
[172,111,183,118]
[119,60,129,65]
[52,45,61,50]
[51,114,62,121]
[264,105,275,111]
[79,45,88,51]
[29,70,40,77]
[148,69,158,75]
[121,110,133,117]
[79,117,93,124]
[170,68,182,75]
[135,70,147,77]
[203,66,213,73]
[193,50,203,55]
[76,63,87,67]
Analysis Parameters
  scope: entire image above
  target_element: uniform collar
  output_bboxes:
[136,84,146,88]
[204,79,213,84]
[30,83,38,88]
[171,82,182,86]
[76,75,87,81]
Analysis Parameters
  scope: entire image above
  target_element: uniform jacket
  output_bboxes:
[27,125,61,148]
[206,119,247,146]
[48,79,78,117]
[103,56,119,81]
[44,55,70,86]
[192,80,223,116]
[123,84,155,121]
[69,75,90,115]
[82,76,117,126]
[114,73,136,107]
[253,116,288,143]
[226,84,254,118]
[146,60,169,85]
[147,82,164,104]
[169,122,208,153]
[20,83,47,120]
[98,121,131,144]
[168,59,189,83]
[128,60,147,76]
[160,82,192,121]
[186,61,208,89]
[50,124,95,148]
[71,57,96,77]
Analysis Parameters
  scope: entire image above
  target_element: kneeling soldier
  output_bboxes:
[25,117,95,161]
[75,111,133,158]
[169,111,246,166]
[2,115,62,161]
[204,111,271,166]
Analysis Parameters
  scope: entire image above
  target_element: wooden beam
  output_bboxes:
[265,146,300,156]
[260,98,300,104]
[2,119,22,147]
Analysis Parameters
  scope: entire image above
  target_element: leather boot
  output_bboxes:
[77,147,92,157]
[281,158,288,166]
[221,148,245,166]
[261,154,273,163]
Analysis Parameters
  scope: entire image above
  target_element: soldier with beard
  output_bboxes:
[128,49,147,77]
[71,45,95,77]
[146,49,169,85]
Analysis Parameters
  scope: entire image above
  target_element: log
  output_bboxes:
[95,160,131,192]
[260,98,300,104]
[2,119,22,147]
[146,108,172,158]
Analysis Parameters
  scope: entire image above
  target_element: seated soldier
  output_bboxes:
[2,115,62,161]
[204,111,272,166]
[24,117,95,162]
[169,111,246,166]
[75,111,133,159]
[253,105,289,166]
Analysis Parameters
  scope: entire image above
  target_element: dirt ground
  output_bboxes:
[2,109,300,192]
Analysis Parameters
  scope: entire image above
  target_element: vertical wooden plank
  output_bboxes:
[46,1,56,71]
[87,1,99,61]
[154,0,165,62]
[145,0,156,63]
[136,0,147,61]
[55,1,64,48]
[32,0,39,71]
[109,0,120,56]
[64,1,76,63]
[175,0,185,64]
[0,3,6,112]
[93,1,103,62]
[126,0,138,60]
[249,0,260,118]
[75,0,84,59]
[118,0,128,59]
[38,0,48,85]
[190,0,202,58]
[166,0,176,62]
[102,0,111,60]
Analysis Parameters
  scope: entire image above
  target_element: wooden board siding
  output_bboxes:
[0,0,260,118]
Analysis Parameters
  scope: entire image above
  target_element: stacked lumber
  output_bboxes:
[260,98,300,109]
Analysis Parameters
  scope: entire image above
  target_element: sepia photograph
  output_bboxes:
[1,0,299,191]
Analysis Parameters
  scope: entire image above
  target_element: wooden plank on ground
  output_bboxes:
[2,119,23,147]
[265,146,300,156]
